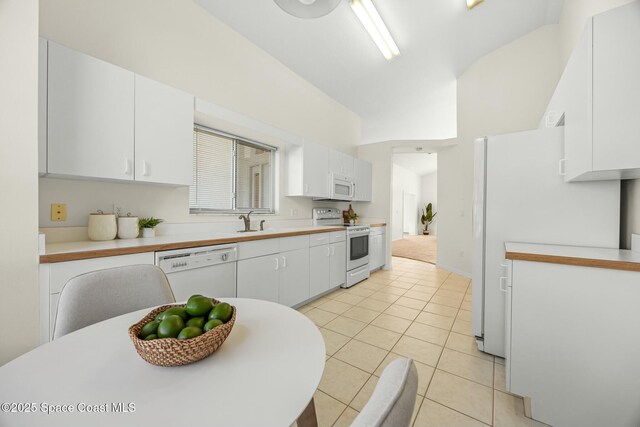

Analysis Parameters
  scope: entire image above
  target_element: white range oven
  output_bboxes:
[313,208,370,288]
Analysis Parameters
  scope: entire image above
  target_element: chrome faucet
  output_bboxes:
[238,210,254,232]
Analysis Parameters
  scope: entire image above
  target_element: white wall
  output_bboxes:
[0,0,40,365]
[437,25,562,276]
[421,172,438,236]
[391,164,422,241]
[38,0,361,231]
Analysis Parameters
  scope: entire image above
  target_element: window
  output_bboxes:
[190,126,276,214]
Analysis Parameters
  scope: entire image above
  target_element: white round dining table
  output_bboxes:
[0,298,325,427]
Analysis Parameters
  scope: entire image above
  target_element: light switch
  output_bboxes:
[51,203,67,221]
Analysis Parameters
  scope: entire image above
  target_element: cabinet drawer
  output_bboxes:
[370,227,385,236]
[310,232,332,247]
[330,231,346,243]
[280,235,309,252]
[237,239,280,260]
[49,252,154,294]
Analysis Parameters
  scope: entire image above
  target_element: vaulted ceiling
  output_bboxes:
[194,0,564,144]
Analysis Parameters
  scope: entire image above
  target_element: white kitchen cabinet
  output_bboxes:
[309,244,331,296]
[329,242,346,288]
[353,159,372,202]
[369,227,386,272]
[558,2,640,181]
[505,246,640,427]
[278,248,310,307]
[329,149,354,177]
[134,75,194,186]
[38,38,47,176]
[286,141,329,198]
[39,252,154,343]
[47,41,135,181]
[237,255,280,303]
[237,236,310,307]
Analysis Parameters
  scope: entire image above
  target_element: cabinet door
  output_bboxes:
[279,248,310,307]
[342,154,354,178]
[354,159,372,202]
[38,38,47,175]
[303,141,329,197]
[237,255,279,303]
[134,75,194,186]
[330,242,346,288]
[309,245,331,297]
[592,2,640,172]
[47,42,134,180]
[329,149,343,174]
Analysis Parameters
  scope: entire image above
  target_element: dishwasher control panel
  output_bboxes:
[155,244,238,274]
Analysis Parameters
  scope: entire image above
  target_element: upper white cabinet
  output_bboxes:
[559,2,640,181]
[134,75,193,186]
[353,159,372,202]
[47,41,135,181]
[41,40,194,185]
[329,149,354,177]
[286,141,329,198]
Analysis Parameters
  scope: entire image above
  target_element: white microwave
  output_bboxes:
[329,173,355,201]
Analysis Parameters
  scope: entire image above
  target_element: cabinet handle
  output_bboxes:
[304,184,309,194]
[124,158,132,175]
[330,246,335,256]
[142,160,149,176]
[282,256,287,268]
[558,159,566,176]
[326,247,331,257]
[316,237,326,241]
[275,257,279,271]
[499,277,508,293]
[500,262,509,268]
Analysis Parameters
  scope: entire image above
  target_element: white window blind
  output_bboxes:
[190,126,276,214]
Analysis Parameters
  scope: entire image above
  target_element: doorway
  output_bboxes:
[391,151,438,264]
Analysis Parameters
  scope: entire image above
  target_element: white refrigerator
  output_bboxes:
[471,127,620,357]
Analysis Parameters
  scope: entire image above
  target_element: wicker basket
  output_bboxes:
[128,299,236,367]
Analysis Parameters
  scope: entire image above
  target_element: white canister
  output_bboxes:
[87,212,117,241]
[117,216,139,239]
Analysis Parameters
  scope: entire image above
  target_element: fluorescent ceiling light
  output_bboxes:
[467,0,484,10]
[350,0,400,61]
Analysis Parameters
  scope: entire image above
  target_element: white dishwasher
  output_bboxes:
[155,244,237,302]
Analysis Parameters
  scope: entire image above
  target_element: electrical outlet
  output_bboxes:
[51,203,67,221]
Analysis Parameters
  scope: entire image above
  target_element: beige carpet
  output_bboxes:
[392,234,437,264]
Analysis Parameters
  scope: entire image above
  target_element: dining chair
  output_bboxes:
[53,264,175,339]
[350,357,418,427]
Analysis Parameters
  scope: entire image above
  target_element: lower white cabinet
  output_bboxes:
[506,258,640,427]
[39,252,155,343]
[236,237,310,306]
[237,255,280,303]
[310,237,347,295]
[369,227,386,272]
[330,242,346,288]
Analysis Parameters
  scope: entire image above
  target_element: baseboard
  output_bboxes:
[436,263,472,278]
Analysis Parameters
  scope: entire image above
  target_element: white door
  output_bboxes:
[303,141,329,198]
[237,255,279,303]
[134,74,193,186]
[402,192,417,236]
[279,248,310,307]
[309,245,331,297]
[47,41,135,180]
[330,242,346,288]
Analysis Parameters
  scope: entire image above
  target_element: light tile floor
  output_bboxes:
[297,257,548,427]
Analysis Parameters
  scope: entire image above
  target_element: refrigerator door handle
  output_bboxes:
[499,277,508,293]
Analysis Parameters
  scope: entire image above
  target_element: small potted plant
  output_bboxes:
[348,212,358,225]
[420,203,437,235]
[138,217,163,238]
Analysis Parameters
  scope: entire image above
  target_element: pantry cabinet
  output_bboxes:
[47,41,135,181]
[134,75,194,186]
[41,40,194,185]
[353,159,373,202]
[556,2,640,181]
[286,141,329,198]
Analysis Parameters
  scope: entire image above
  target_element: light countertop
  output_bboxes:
[505,242,640,272]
